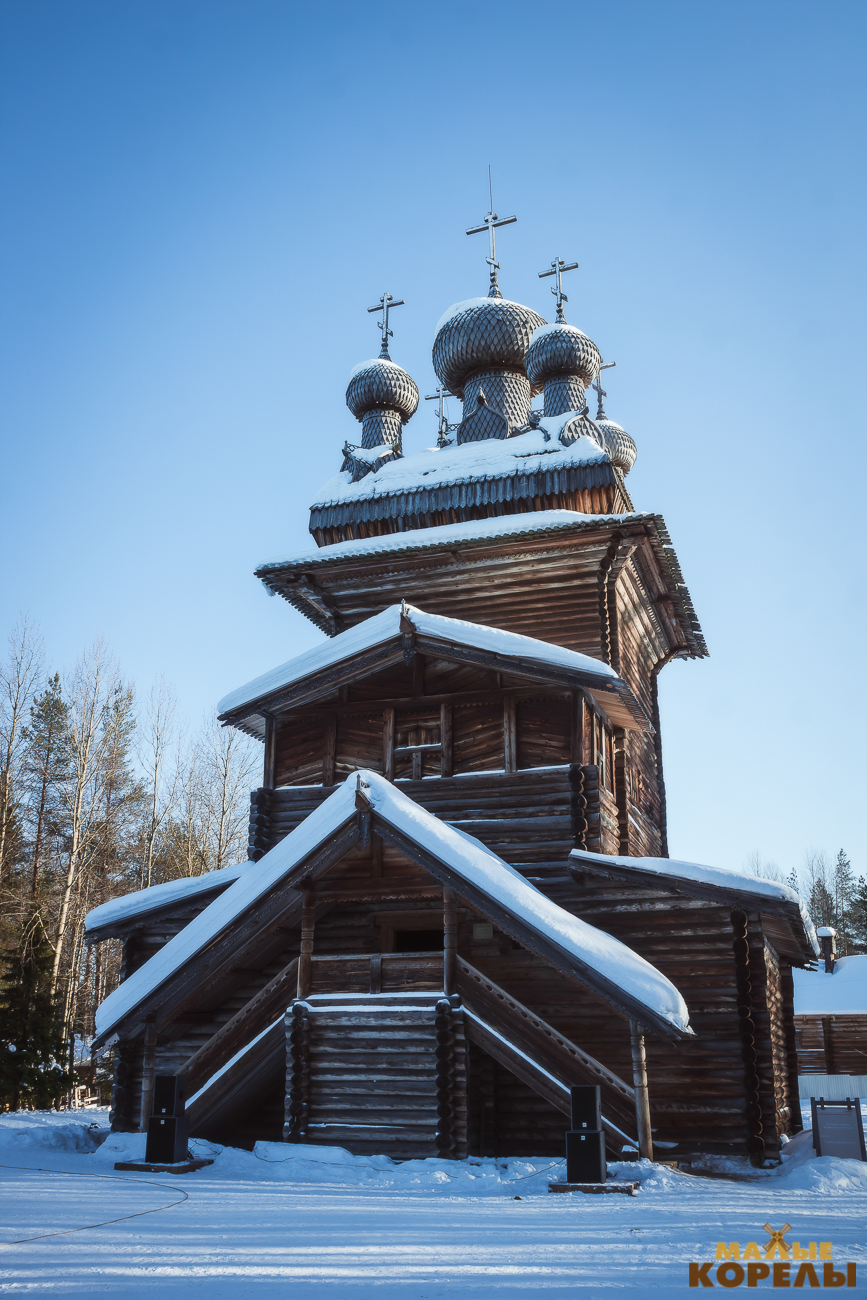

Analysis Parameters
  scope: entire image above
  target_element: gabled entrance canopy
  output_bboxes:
[217,601,649,738]
[92,771,689,1050]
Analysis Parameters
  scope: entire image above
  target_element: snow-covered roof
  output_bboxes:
[571,848,819,957]
[311,429,609,511]
[217,600,629,722]
[94,771,690,1045]
[94,781,361,1043]
[793,956,867,1017]
[85,862,252,938]
[258,509,643,576]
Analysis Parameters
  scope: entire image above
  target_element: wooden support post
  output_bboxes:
[503,697,516,774]
[440,703,453,777]
[297,887,315,999]
[383,707,395,782]
[139,1016,157,1133]
[323,715,337,787]
[263,714,277,790]
[629,1021,653,1162]
[443,886,457,996]
[569,691,582,764]
[822,1017,836,1074]
[412,750,423,781]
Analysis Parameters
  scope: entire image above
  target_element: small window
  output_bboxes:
[472,922,494,942]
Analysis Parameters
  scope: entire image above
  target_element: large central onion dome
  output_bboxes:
[432,296,545,434]
[345,356,419,450]
[525,323,602,418]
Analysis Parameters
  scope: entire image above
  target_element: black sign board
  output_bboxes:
[811,1098,867,1161]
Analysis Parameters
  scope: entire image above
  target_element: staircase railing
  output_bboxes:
[455,957,638,1146]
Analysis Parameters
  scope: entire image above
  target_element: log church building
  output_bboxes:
[88,214,818,1167]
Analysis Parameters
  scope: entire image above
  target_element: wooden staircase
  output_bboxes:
[285,993,467,1159]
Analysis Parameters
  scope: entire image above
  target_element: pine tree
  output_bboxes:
[23,674,70,898]
[0,915,75,1109]
[833,849,856,954]
[848,876,867,954]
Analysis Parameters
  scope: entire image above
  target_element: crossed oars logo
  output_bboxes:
[763,1223,792,1259]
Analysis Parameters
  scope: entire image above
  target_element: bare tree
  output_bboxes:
[136,679,181,889]
[200,717,258,872]
[744,850,784,883]
[0,617,43,882]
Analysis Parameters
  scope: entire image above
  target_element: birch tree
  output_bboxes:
[51,642,128,995]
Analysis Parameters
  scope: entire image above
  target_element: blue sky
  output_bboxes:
[1,0,864,877]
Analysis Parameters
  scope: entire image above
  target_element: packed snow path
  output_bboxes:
[1,1111,865,1297]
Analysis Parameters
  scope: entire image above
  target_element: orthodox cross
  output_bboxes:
[425,386,453,446]
[368,292,405,358]
[591,361,616,419]
[466,168,516,297]
[538,256,579,323]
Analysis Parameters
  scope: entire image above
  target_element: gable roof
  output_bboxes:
[217,601,648,736]
[570,848,818,963]
[92,771,690,1048]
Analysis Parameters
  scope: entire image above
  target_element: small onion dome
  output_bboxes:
[525,322,601,390]
[432,297,546,398]
[345,357,419,424]
[593,417,638,475]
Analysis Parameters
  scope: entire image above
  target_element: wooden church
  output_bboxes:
[88,238,817,1167]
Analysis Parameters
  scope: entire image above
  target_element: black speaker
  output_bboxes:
[152,1074,185,1117]
[570,1085,601,1131]
[145,1115,189,1164]
[566,1129,606,1184]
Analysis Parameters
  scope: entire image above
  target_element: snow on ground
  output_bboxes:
[1,1105,866,1297]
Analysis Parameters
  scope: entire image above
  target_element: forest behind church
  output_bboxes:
[0,617,258,1109]
[0,614,865,1110]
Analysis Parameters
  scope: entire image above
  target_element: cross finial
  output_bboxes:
[538,256,579,323]
[367,292,405,359]
[425,385,454,447]
[591,361,616,420]
[466,167,517,298]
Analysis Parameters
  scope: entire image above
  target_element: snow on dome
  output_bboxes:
[345,356,419,423]
[432,296,546,399]
[594,417,637,475]
[526,321,602,388]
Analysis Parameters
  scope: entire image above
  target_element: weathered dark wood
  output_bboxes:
[443,887,456,996]
[323,715,337,787]
[263,714,277,790]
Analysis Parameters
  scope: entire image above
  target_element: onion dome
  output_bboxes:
[594,417,637,475]
[345,357,419,451]
[432,296,545,434]
[591,376,637,475]
[525,322,602,418]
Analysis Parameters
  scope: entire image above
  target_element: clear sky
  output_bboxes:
[1,0,864,878]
